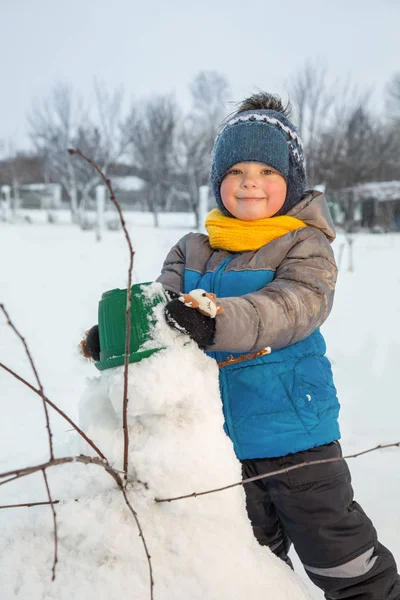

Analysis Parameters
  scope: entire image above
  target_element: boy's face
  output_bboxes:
[220,161,287,220]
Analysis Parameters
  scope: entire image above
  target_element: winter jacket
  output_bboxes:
[157,191,341,459]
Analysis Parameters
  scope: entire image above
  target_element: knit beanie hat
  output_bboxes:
[210,93,307,217]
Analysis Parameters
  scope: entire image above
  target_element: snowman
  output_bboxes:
[76,281,311,599]
[1,282,311,600]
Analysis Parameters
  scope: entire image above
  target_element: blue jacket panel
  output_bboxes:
[184,259,340,460]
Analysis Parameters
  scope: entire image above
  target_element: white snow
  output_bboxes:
[1,334,310,599]
[1,212,400,599]
[352,180,400,202]
[112,176,145,192]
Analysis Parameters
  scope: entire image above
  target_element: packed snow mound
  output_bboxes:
[1,292,311,599]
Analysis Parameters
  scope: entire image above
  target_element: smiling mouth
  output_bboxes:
[237,197,266,202]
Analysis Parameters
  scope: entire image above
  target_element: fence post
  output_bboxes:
[1,185,12,222]
[198,186,209,234]
[53,184,62,208]
[96,185,106,242]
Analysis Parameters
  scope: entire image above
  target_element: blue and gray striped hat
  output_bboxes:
[210,105,307,217]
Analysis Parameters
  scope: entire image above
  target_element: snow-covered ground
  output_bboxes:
[1,210,399,599]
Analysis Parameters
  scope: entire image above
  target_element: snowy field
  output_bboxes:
[1,210,399,599]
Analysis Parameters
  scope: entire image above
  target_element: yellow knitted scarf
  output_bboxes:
[205,208,308,251]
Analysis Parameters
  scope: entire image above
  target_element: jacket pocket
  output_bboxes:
[221,359,304,443]
[280,355,339,433]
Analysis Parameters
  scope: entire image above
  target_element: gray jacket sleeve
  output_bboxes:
[155,235,187,295]
[209,228,338,353]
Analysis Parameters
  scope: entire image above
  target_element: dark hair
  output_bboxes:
[236,92,292,118]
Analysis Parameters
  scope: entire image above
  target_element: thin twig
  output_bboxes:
[121,486,154,600]
[68,148,134,479]
[0,500,60,510]
[42,469,58,580]
[0,455,122,489]
[0,361,107,461]
[155,441,400,503]
[0,304,54,460]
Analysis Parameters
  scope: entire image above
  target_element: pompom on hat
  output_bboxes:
[210,93,307,217]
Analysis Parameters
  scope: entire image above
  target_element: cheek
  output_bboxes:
[269,179,287,195]
[220,179,235,206]
[280,180,288,197]
[220,178,233,196]
[269,180,287,203]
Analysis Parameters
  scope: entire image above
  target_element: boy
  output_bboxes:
[158,93,400,599]
[84,93,400,599]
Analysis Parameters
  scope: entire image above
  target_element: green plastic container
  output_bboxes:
[95,282,168,371]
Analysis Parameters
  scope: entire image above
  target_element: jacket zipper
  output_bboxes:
[209,254,237,442]
[211,255,236,297]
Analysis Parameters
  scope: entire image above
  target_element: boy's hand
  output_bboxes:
[164,299,216,348]
[80,325,100,361]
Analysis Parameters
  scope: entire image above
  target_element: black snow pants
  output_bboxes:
[241,442,400,599]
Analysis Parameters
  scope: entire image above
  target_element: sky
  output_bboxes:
[1,0,399,153]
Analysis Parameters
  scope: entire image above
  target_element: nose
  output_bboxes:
[241,175,257,188]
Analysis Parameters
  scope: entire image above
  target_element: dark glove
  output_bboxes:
[164,289,180,301]
[164,298,216,348]
[80,325,100,361]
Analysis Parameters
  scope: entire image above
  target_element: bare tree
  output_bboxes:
[28,83,126,226]
[384,74,400,181]
[289,62,380,192]
[176,122,210,227]
[124,95,179,226]
[290,65,382,269]
[385,72,400,120]
[190,71,230,130]
[289,60,336,185]
[176,71,230,227]
[28,84,81,221]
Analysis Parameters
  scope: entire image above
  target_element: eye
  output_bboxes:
[202,292,207,297]
[226,168,241,176]
[262,169,274,175]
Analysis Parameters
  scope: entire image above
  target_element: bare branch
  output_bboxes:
[155,441,400,504]
[190,70,230,125]
[0,360,107,461]
[68,149,134,479]
[42,469,58,580]
[0,304,54,460]
[66,150,155,596]
[121,486,154,599]
[123,95,179,225]
[0,455,123,489]
[0,500,60,510]
[386,72,400,119]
